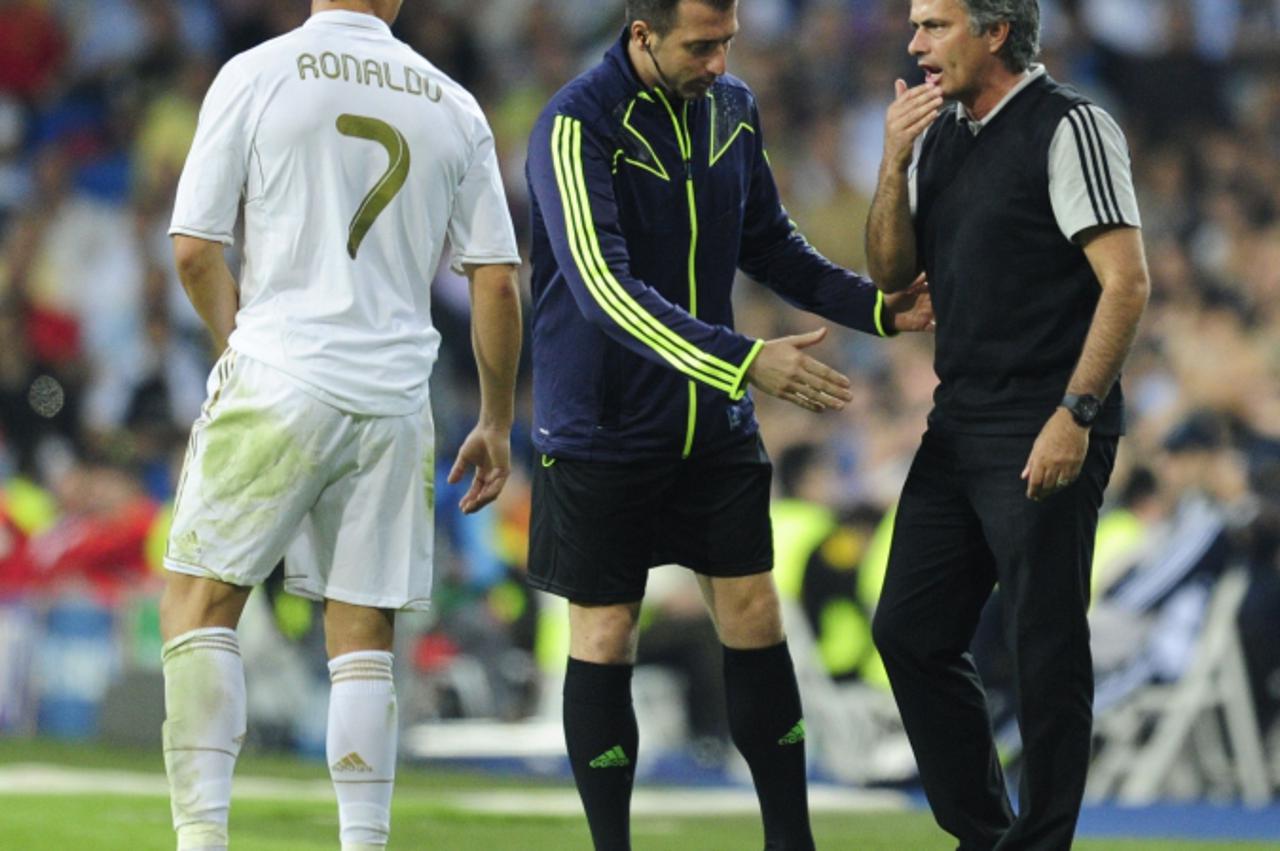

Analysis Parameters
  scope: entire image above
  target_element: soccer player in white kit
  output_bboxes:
[158,2,522,849]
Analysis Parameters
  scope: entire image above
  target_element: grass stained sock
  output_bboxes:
[162,627,245,851]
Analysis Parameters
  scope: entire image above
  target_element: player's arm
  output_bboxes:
[448,263,521,515]
[446,109,524,513]
[866,79,943,294]
[173,235,238,355]
[737,100,933,337]
[169,59,254,355]
[1023,105,1149,500]
[468,263,521,429]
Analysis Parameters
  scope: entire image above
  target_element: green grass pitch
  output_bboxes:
[0,739,1272,850]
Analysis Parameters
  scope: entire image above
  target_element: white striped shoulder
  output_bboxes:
[1048,103,1142,241]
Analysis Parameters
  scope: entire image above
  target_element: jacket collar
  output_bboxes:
[605,27,651,98]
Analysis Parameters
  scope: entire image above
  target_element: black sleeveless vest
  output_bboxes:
[915,74,1123,436]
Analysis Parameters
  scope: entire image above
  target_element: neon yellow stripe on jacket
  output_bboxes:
[556,114,739,389]
[550,114,756,398]
[552,116,732,388]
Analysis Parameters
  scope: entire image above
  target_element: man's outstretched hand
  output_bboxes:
[746,327,854,413]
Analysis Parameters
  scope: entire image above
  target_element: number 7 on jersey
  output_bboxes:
[336,114,411,259]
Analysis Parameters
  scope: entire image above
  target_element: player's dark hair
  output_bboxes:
[625,0,736,36]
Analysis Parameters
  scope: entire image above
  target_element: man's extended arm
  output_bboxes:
[866,80,943,294]
[173,234,238,355]
[528,110,851,412]
[448,263,522,514]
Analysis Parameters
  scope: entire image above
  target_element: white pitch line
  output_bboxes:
[453,786,909,816]
[0,764,334,802]
[0,764,909,816]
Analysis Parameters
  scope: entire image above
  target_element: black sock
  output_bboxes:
[563,658,637,851]
[724,641,815,851]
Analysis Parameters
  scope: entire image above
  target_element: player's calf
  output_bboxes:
[327,650,397,850]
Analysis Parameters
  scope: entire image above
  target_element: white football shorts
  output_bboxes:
[165,350,435,610]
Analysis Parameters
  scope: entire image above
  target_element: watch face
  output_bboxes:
[1073,395,1100,424]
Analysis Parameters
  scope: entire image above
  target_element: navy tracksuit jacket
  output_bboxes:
[526,32,893,462]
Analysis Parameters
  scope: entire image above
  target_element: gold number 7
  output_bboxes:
[335,114,411,259]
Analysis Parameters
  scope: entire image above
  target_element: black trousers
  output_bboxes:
[873,426,1116,851]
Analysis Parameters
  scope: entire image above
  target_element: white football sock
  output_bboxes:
[327,650,397,849]
[162,627,245,851]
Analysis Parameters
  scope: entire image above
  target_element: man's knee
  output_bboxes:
[709,575,784,649]
[160,573,250,642]
[871,604,912,662]
[569,602,641,664]
[324,600,395,657]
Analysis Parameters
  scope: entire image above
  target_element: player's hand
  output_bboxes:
[746,327,853,413]
[448,424,511,514]
[883,272,935,333]
[884,78,944,173]
[1021,408,1089,501]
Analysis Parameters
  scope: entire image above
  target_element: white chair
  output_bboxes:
[1087,568,1272,805]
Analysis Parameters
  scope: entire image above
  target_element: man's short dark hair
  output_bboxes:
[959,0,1041,73]
[625,0,735,35]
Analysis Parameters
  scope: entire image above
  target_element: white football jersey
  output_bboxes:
[170,10,520,416]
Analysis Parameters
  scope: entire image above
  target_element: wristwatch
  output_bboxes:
[1061,393,1101,428]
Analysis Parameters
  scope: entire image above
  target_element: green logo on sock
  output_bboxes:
[778,720,806,746]
[588,745,631,768]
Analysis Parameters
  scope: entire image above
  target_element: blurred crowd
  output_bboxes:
[0,0,1279,782]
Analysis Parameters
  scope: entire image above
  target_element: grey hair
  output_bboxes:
[959,0,1040,72]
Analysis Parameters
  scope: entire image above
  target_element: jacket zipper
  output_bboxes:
[656,89,699,459]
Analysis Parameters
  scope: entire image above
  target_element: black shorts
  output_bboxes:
[528,435,774,604]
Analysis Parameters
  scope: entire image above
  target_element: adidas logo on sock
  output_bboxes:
[588,745,631,769]
[777,720,806,746]
[330,752,374,773]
